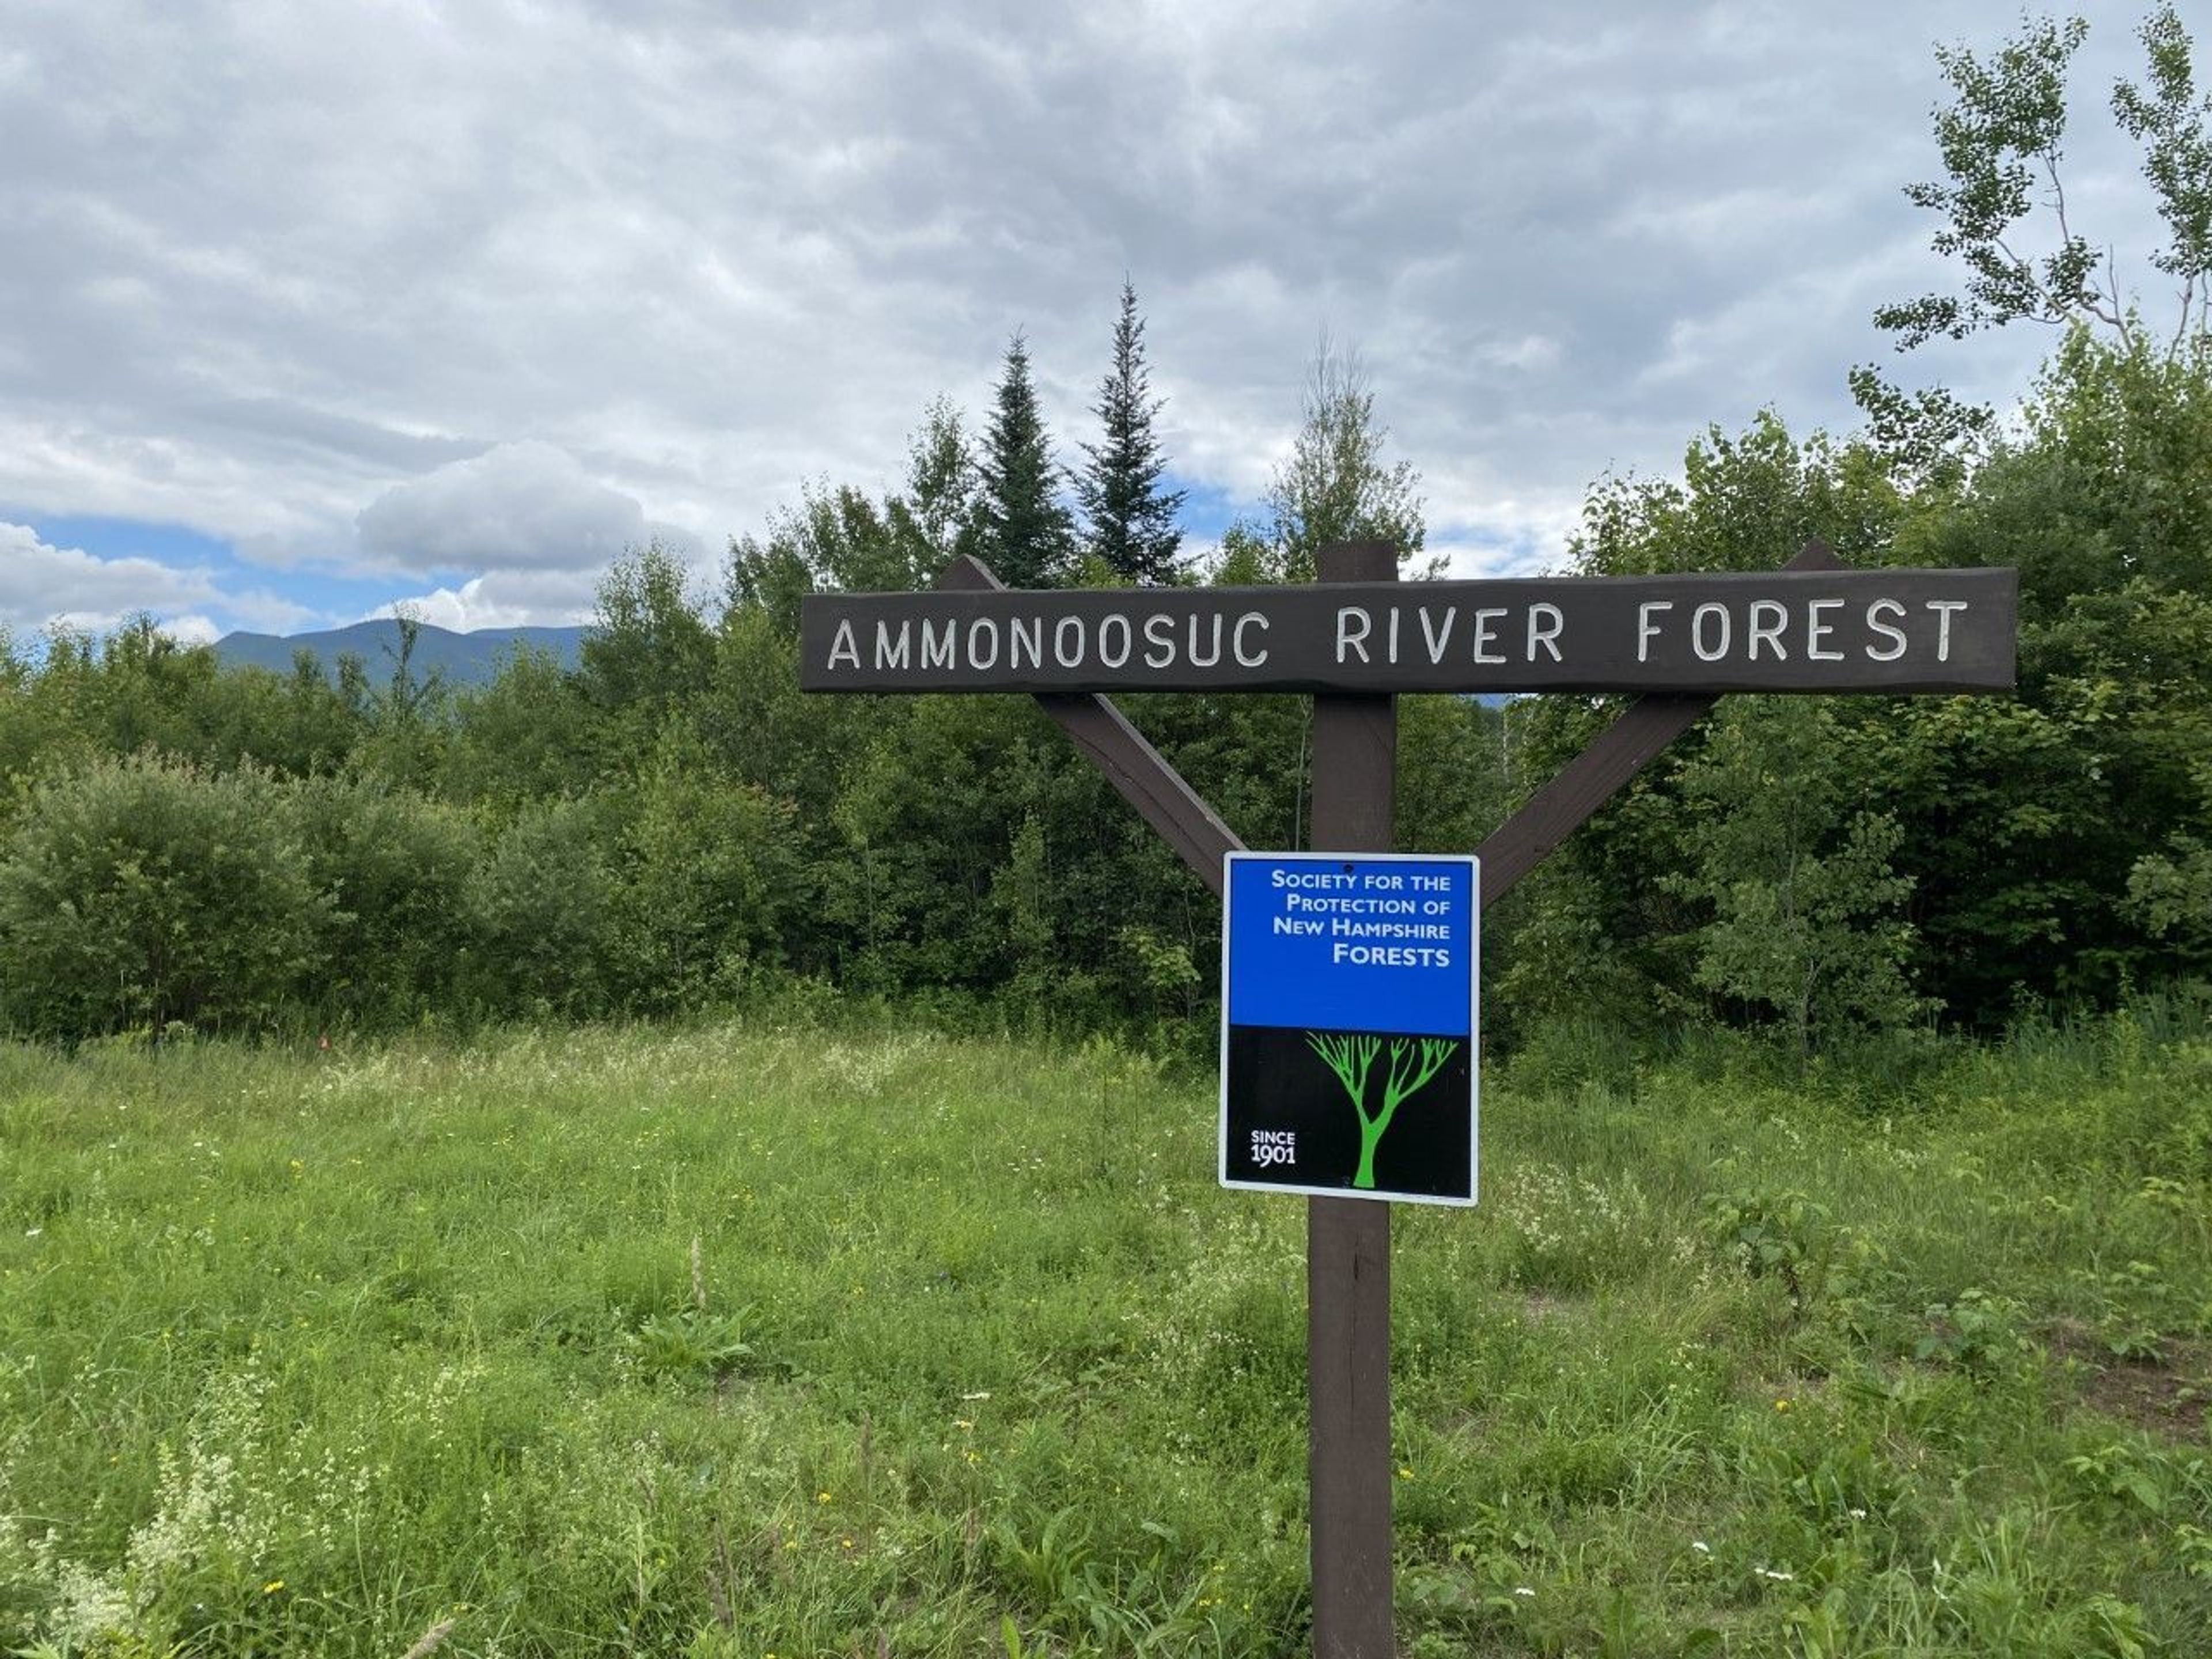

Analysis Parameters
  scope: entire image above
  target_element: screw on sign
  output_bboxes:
[801,537,2015,1657]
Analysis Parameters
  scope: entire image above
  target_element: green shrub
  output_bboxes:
[286,774,483,1025]
[466,796,614,1017]
[606,726,805,1013]
[1702,1180,1828,1309]
[0,754,325,1037]
[1915,1287,2031,1377]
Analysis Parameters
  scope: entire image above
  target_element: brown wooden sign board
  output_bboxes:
[802,567,2016,696]
[805,539,2016,1658]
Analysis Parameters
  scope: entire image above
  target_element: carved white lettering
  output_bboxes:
[1748,600,1788,661]
[1142,612,1176,668]
[1691,603,1730,662]
[1099,613,1132,668]
[1806,599,1844,662]
[1419,606,1455,664]
[872,619,908,671]
[1188,612,1224,668]
[1471,607,1508,665]
[1926,600,1966,662]
[1233,612,1269,667]
[1865,599,1907,662]
[1336,607,1373,665]
[921,619,956,671]
[1527,603,1564,662]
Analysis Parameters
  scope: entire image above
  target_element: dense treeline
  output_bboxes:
[0,557,1501,1044]
[2,7,2206,1051]
[0,326,2205,1052]
[1511,330,2212,1042]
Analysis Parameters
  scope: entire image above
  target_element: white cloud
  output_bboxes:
[354,442,688,575]
[340,441,712,627]
[0,521,218,637]
[1429,498,1588,580]
[213,588,332,636]
[160,613,224,646]
[367,567,607,633]
[0,0,2175,628]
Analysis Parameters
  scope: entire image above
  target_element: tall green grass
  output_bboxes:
[1,1010,2207,1656]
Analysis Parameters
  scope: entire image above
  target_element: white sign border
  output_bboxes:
[1218,850,1480,1208]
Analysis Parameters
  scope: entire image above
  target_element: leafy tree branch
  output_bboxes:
[1877,5,2211,357]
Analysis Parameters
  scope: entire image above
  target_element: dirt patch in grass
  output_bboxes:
[2048,1320,2211,1440]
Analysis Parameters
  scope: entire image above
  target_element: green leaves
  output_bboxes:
[1878,13,2092,346]
[625,1306,756,1385]
[607,721,804,1014]
[1702,1183,1828,1309]
[1254,337,1425,583]
[0,755,328,1037]
[1666,699,1926,1056]
[2109,5,2212,335]
[1915,1287,2031,1376]
[1881,6,2211,354]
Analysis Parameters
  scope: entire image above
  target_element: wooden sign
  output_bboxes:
[805,540,2018,1659]
[801,567,2016,696]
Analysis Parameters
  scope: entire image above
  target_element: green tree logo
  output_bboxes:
[1305,1032,1460,1190]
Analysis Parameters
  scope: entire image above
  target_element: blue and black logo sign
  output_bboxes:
[1220,854,1479,1206]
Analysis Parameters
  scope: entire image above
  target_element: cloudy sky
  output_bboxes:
[0,0,2182,642]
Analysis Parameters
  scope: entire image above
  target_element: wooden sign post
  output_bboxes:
[802,539,2016,1656]
[1305,540,1400,1653]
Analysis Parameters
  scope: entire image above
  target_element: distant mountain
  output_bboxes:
[214,620,587,687]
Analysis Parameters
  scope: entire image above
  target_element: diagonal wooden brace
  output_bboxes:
[1475,539,1842,904]
[937,539,1841,909]
[936,554,1243,893]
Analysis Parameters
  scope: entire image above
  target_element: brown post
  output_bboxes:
[1306,539,1398,1656]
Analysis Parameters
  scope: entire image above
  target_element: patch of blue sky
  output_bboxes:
[1168,477,1249,544]
[1163,474,1569,582]
[12,513,397,636]
[17,513,231,571]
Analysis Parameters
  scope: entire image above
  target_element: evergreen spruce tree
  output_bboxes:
[974,331,1074,587]
[1077,280,1185,584]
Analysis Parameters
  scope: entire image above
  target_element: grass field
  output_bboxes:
[2,1006,2209,1657]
